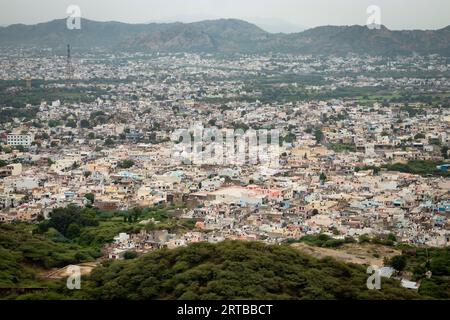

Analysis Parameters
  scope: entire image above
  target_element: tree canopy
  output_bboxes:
[83,241,422,300]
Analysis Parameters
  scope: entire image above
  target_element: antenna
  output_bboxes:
[66,44,73,85]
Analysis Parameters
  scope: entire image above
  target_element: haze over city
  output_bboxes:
[1,0,450,31]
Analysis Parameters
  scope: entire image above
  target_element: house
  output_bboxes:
[437,164,450,173]
[0,164,22,178]
[401,279,420,290]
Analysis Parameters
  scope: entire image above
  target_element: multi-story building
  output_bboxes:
[7,134,34,147]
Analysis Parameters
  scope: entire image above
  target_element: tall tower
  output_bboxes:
[66,44,73,84]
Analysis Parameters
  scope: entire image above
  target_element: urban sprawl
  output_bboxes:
[1,49,449,264]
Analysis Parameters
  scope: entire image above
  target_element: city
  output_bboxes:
[0,0,449,308]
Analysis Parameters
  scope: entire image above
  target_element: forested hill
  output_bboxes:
[1,18,450,56]
[81,241,422,300]
[2,220,449,300]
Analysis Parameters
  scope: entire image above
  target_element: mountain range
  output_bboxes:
[1,18,450,56]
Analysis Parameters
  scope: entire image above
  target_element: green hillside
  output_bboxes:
[82,241,423,300]
[2,220,449,300]
[1,19,450,55]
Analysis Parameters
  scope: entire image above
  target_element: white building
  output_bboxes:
[7,134,34,147]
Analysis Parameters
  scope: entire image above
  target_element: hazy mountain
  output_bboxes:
[120,19,270,53]
[147,14,221,24]
[1,18,449,56]
[246,17,306,33]
[284,25,450,56]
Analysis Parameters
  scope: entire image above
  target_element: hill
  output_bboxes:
[1,19,450,55]
[81,241,422,300]
[1,220,449,300]
[0,222,100,289]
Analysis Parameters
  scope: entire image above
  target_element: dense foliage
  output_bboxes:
[389,247,450,299]
[82,241,423,300]
[287,234,356,248]
[34,205,190,247]
[0,205,190,297]
[118,159,135,169]
[384,160,450,177]
[0,223,100,288]
[356,161,449,177]
[329,143,357,153]
[2,206,449,300]
[37,205,99,238]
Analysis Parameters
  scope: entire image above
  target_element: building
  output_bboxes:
[0,164,22,178]
[0,194,25,209]
[7,134,34,147]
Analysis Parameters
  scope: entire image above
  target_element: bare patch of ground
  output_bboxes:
[43,262,99,279]
[291,242,401,266]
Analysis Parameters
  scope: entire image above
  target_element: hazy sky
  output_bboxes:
[1,0,450,30]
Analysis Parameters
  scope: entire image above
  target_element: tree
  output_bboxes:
[414,133,426,140]
[66,119,77,128]
[358,234,371,244]
[319,172,327,183]
[132,207,142,222]
[104,138,115,147]
[314,129,324,144]
[48,120,60,128]
[233,122,249,132]
[66,223,81,239]
[442,146,449,159]
[84,193,95,204]
[389,255,407,272]
[387,233,397,242]
[118,159,135,169]
[0,160,7,167]
[430,256,449,276]
[45,205,98,236]
[283,133,296,144]
[80,119,91,128]
[124,251,138,260]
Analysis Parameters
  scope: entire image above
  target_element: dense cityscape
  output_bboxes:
[0,2,450,304]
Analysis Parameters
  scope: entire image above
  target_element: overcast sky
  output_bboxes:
[1,0,450,30]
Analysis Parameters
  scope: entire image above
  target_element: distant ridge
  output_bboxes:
[1,18,450,56]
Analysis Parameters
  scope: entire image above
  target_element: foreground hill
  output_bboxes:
[1,221,449,300]
[1,18,450,55]
[81,241,422,300]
